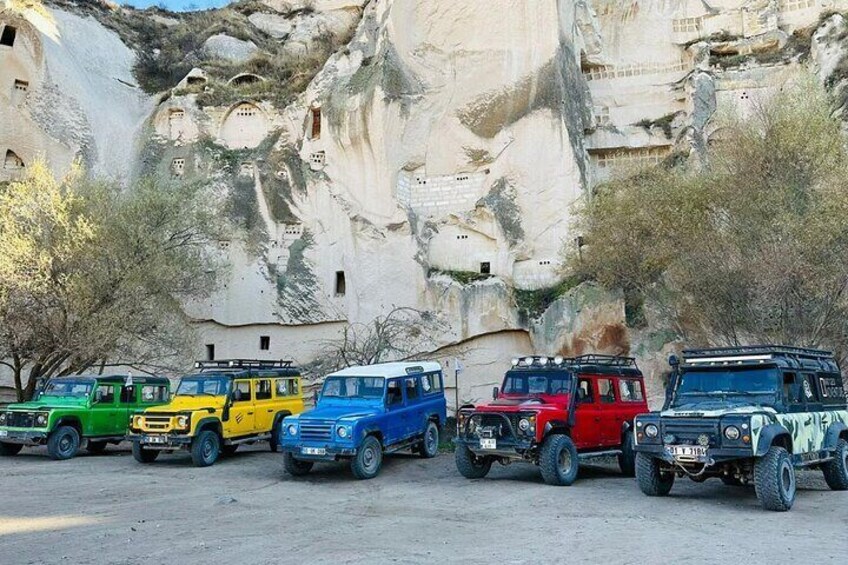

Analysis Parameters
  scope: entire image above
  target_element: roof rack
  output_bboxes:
[682,345,833,360]
[572,354,638,368]
[194,359,296,371]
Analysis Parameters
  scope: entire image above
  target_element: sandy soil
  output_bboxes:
[1,444,846,564]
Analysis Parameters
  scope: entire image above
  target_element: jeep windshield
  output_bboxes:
[671,367,779,409]
[40,380,92,398]
[322,376,384,399]
[501,371,572,397]
[175,375,231,397]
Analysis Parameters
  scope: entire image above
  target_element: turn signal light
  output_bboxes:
[742,435,750,444]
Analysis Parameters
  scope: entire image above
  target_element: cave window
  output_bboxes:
[239,162,254,176]
[171,158,185,177]
[311,107,321,139]
[13,79,27,92]
[0,25,17,47]
[480,262,491,275]
[335,271,346,296]
[186,76,206,86]
[205,344,215,361]
[260,336,270,351]
[4,150,24,170]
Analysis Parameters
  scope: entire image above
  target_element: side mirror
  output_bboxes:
[668,354,679,367]
[492,386,499,400]
[94,390,103,403]
[232,389,243,402]
[312,390,319,405]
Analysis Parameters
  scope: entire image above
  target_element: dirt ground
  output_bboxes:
[1,444,846,565]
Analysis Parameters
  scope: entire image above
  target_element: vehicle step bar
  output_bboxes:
[226,433,271,445]
[578,449,622,460]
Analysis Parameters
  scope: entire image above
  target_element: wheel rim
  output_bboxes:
[558,447,573,475]
[780,460,795,499]
[203,439,214,460]
[426,427,437,452]
[59,434,73,454]
[362,445,379,472]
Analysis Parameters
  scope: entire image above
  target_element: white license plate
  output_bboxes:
[669,445,707,458]
[479,438,497,450]
[302,447,326,455]
[144,435,167,444]
[0,430,7,437]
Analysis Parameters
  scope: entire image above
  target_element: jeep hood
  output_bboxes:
[5,397,88,411]
[145,396,225,413]
[296,405,382,421]
[475,397,568,414]
[661,405,777,418]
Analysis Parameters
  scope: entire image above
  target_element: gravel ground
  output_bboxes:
[1,444,846,564]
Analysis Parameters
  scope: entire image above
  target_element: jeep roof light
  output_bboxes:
[511,355,573,368]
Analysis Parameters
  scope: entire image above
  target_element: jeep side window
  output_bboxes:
[421,372,443,394]
[405,377,420,402]
[802,373,821,408]
[386,379,403,406]
[233,380,251,403]
[141,385,167,403]
[598,379,615,403]
[276,379,289,397]
[120,385,135,403]
[782,372,803,409]
[576,378,593,403]
[619,379,644,402]
[289,378,299,396]
[255,379,272,401]
[95,385,115,404]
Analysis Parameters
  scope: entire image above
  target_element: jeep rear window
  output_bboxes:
[176,375,231,396]
[41,381,92,398]
[322,377,384,399]
[502,371,571,395]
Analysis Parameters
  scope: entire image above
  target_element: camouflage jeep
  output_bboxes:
[633,345,848,511]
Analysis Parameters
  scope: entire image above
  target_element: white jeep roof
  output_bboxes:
[328,361,442,379]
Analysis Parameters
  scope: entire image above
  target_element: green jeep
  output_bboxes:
[0,375,170,460]
[634,346,848,511]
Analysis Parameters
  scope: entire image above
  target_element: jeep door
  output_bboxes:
[253,377,275,432]
[225,380,255,437]
[384,378,406,445]
[403,376,424,439]
[89,383,120,436]
[595,377,621,447]
[570,377,603,448]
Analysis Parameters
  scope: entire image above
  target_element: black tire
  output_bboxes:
[190,430,220,467]
[283,451,314,476]
[454,445,492,479]
[221,444,239,456]
[132,441,159,463]
[350,436,383,480]
[418,421,439,458]
[754,446,796,512]
[635,452,675,496]
[618,430,636,477]
[270,419,282,453]
[721,475,744,486]
[539,433,580,486]
[47,425,81,461]
[0,442,23,456]
[822,438,848,491]
[86,441,108,454]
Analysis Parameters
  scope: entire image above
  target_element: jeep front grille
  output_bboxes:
[466,413,519,440]
[140,415,175,432]
[3,412,34,428]
[661,418,719,446]
[300,420,333,441]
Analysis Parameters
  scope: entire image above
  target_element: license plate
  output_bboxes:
[302,447,326,455]
[0,430,7,437]
[669,445,707,458]
[144,435,167,444]
[479,438,497,450]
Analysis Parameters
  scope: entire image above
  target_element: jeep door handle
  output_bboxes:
[247,412,254,415]
[267,409,274,413]
[594,417,601,422]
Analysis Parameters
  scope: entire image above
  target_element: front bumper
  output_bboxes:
[127,433,192,449]
[0,429,48,444]
[282,441,357,461]
[634,443,753,464]
[454,435,534,459]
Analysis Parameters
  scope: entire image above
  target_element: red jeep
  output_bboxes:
[454,355,648,485]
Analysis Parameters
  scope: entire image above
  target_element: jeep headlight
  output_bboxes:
[35,413,48,426]
[287,424,297,436]
[644,424,659,438]
[132,415,143,429]
[0,412,7,425]
[176,415,190,429]
[724,425,740,441]
[337,425,349,438]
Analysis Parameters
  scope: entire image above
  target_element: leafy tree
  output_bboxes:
[0,161,226,400]
[569,75,848,357]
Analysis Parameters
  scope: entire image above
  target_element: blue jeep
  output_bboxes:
[280,362,447,479]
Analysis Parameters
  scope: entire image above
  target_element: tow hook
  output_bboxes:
[675,457,715,478]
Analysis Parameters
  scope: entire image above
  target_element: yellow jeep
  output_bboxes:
[128,359,304,467]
